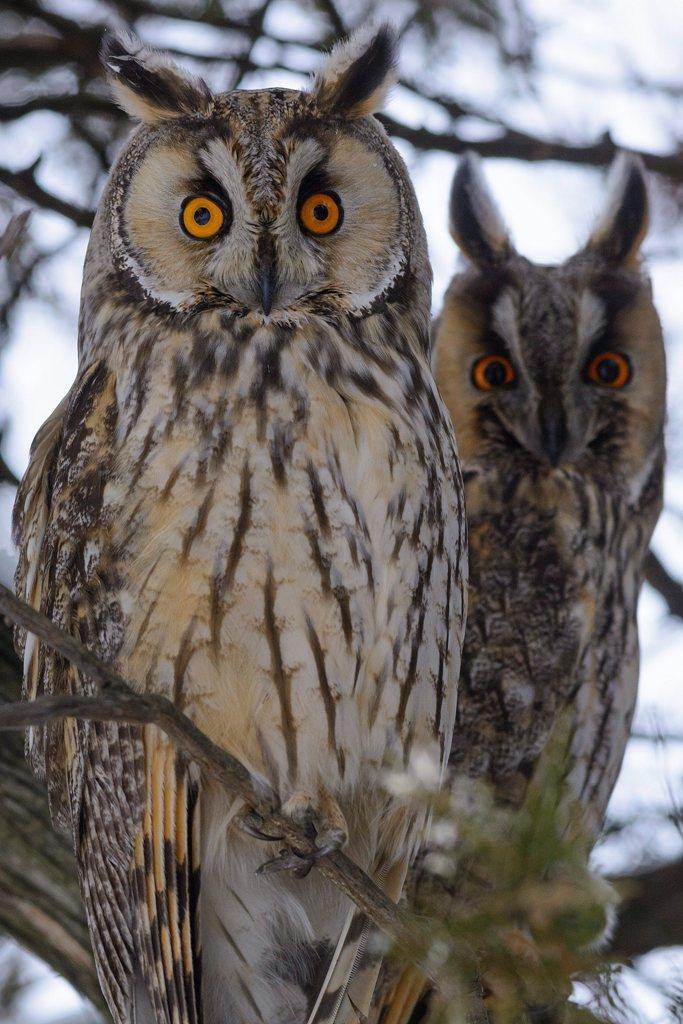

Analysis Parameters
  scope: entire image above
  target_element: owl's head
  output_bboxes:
[435,153,665,489]
[92,27,428,327]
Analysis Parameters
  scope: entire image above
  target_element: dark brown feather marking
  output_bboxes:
[396,549,435,729]
[210,459,252,649]
[307,460,331,537]
[181,486,215,561]
[263,563,298,782]
[303,523,353,647]
[305,614,343,774]
[173,618,196,706]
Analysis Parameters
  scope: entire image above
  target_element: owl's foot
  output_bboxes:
[256,788,348,878]
[238,810,284,843]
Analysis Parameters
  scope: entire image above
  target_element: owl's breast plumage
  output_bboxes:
[99,313,464,808]
[456,462,658,834]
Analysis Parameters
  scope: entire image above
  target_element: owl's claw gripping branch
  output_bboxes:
[257,828,347,878]
[0,581,415,950]
[238,810,285,842]
[257,848,314,876]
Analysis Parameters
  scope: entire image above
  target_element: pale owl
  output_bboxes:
[12,25,467,1024]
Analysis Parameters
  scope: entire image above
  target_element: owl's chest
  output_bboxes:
[104,332,427,684]
[110,336,403,550]
[463,470,644,729]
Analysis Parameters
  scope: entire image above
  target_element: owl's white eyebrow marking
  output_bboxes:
[576,289,606,349]
[285,138,327,199]
[201,138,251,219]
[491,289,522,358]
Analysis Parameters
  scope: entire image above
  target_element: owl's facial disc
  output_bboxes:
[112,118,406,322]
[438,264,664,482]
[437,151,665,482]
[468,281,630,469]
[101,26,425,323]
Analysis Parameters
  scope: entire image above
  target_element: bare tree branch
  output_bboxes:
[644,550,683,620]
[0,166,93,228]
[610,856,683,959]
[379,116,683,181]
[0,583,413,950]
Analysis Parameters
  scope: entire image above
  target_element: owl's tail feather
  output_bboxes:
[131,974,156,1024]
[132,730,202,1024]
[307,858,409,1024]
[373,966,427,1024]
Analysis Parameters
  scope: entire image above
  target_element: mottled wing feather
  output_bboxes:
[13,391,69,778]
[312,857,409,1024]
[13,361,202,1024]
[134,730,202,1024]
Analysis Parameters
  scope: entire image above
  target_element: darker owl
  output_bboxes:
[374,152,665,1024]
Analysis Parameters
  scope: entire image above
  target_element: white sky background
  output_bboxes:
[1,0,682,1020]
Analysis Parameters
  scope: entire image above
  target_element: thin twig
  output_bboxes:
[0,210,31,260]
[0,583,413,947]
[644,550,683,620]
[0,167,93,229]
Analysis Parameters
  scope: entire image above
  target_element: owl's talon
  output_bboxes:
[255,828,345,878]
[256,848,310,875]
[238,811,284,843]
[313,826,347,856]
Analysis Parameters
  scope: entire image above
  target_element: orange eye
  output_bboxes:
[472,354,516,390]
[586,351,631,388]
[299,192,342,236]
[181,196,226,239]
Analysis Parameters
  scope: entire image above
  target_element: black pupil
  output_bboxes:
[194,206,211,225]
[313,203,329,221]
[484,360,508,386]
[596,357,619,382]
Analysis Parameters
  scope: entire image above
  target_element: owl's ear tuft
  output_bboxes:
[101,31,213,123]
[584,153,648,266]
[311,24,398,118]
[449,153,512,266]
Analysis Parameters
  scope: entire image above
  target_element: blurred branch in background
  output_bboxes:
[0,622,105,1015]
[643,551,683,620]
[611,855,683,960]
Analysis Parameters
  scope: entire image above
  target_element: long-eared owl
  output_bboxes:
[373,153,665,1024]
[435,153,664,837]
[12,27,466,1024]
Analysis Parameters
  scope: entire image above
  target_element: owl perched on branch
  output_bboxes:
[436,152,664,836]
[375,153,665,1024]
[12,27,466,1024]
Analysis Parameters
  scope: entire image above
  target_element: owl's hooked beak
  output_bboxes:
[539,400,568,467]
[257,234,277,316]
